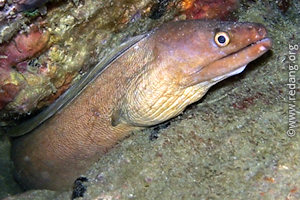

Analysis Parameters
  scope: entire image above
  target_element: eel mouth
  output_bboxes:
[180,37,272,87]
[201,37,272,82]
[181,37,272,87]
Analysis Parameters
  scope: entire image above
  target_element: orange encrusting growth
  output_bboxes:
[181,0,196,10]
[181,0,239,20]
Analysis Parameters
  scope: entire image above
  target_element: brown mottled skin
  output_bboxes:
[11,20,272,190]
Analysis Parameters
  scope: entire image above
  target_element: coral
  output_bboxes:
[0,25,49,112]
[181,0,239,20]
[0,25,49,70]
[0,0,50,44]
[0,82,23,110]
[0,68,25,110]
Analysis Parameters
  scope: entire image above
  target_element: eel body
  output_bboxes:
[11,20,272,190]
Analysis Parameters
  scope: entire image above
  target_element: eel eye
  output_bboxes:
[214,32,230,47]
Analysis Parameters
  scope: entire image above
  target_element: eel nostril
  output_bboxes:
[257,26,267,37]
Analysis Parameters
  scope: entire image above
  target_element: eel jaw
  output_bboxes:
[181,37,272,87]
[210,64,247,82]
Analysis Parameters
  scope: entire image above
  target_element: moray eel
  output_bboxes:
[11,20,272,190]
